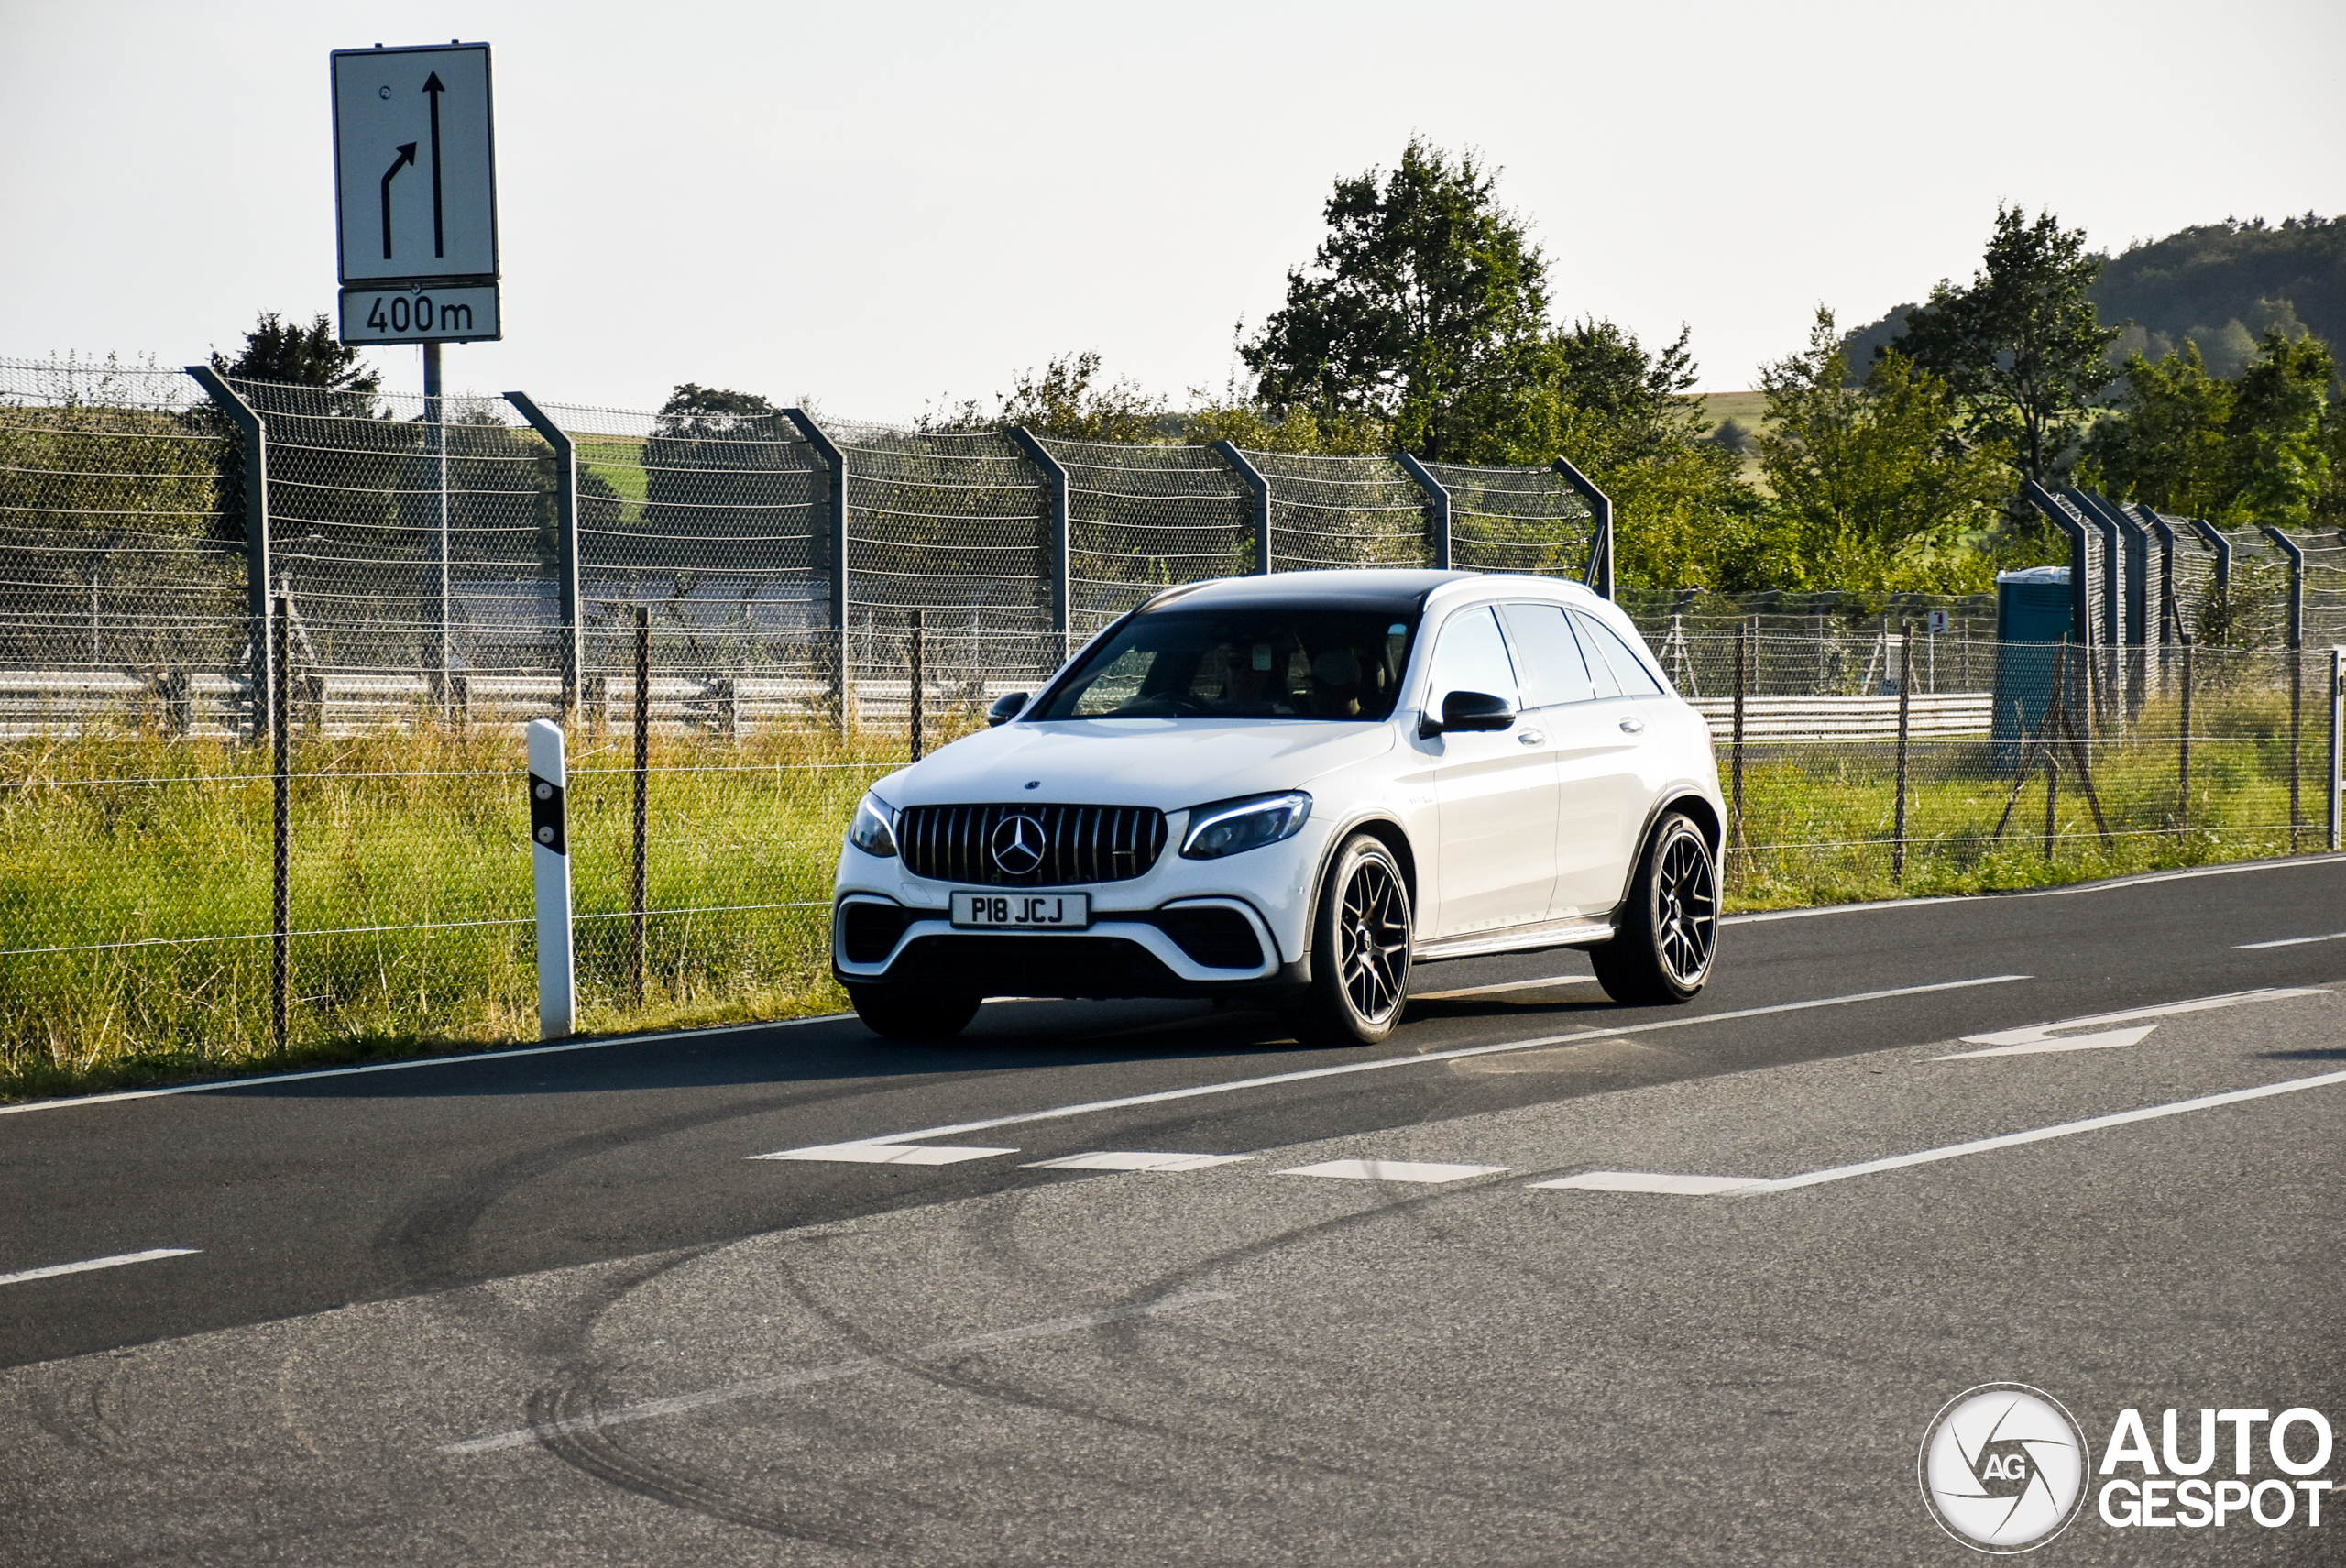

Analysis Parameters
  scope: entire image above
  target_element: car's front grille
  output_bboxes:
[896,804,1168,887]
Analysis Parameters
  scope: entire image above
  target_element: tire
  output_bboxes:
[849,984,981,1040]
[1285,833,1413,1047]
[1590,811,1718,1006]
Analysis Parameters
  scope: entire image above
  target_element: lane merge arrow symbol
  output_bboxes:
[379,142,417,259]
[421,72,446,258]
[1936,986,2325,1059]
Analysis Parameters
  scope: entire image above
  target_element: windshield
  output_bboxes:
[1030,607,1419,722]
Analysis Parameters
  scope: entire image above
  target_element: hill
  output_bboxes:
[1836,214,2344,380]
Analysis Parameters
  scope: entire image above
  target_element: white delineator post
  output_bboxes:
[526,718,576,1039]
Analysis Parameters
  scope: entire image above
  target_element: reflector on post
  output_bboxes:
[526,718,575,1038]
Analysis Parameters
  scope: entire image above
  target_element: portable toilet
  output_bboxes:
[1992,566,2071,766]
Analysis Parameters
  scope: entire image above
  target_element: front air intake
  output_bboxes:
[895,804,1168,887]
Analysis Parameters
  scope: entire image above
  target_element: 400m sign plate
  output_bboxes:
[339,285,500,345]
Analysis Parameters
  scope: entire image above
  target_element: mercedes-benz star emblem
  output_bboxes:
[990,813,1047,876]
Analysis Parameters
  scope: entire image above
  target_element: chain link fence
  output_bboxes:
[2,356,2339,1091]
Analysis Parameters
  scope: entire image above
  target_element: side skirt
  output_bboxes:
[1413,915,1617,963]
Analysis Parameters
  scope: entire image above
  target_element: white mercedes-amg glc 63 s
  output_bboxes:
[832,569,1726,1045]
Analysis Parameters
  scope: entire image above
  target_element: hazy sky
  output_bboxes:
[5,1,2341,420]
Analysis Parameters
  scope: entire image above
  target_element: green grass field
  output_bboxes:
[0,684,2321,1102]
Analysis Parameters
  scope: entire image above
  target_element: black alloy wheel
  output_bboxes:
[1590,811,1717,1006]
[1288,834,1412,1047]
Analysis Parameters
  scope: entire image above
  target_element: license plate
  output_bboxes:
[950,891,1091,929]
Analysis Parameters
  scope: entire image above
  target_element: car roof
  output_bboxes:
[1140,568,1591,617]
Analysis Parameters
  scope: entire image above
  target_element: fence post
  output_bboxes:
[187,366,271,741]
[526,718,576,1040]
[1892,623,1912,883]
[909,609,926,762]
[2330,646,2343,854]
[784,408,850,720]
[1396,452,1451,571]
[1730,621,1747,870]
[2178,639,2194,837]
[1002,425,1072,662]
[505,392,581,720]
[2264,527,2306,850]
[1551,455,1612,599]
[2044,756,2059,861]
[630,607,649,1009]
[271,595,291,1054]
[1210,441,1270,575]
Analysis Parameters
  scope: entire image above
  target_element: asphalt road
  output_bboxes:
[3,856,2343,1563]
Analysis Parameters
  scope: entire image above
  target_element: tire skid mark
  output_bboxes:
[369,1075,948,1296]
[719,1183,1580,1523]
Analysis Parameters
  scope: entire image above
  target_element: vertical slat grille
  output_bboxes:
[896,803,1168,886]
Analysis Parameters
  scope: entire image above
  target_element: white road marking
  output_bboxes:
[1529,1069,2346,1199]
[1936,988,2323,1059]
[0,1248,199,1287]
[750,974,2030,1159]
[763,1143,1016,1165]
[1937,1026,2158,1059]
[2238,930,2346,949]
[1023,1151,1255,1172]
[440,1289,1234,1456]
[0,1013,852,1118]
[1410,974,1603,1000]
[1531,1172,1764,1195]
[1721,853,2346,926]
[1279,1159,1507,1183]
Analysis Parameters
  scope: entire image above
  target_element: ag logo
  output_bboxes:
[990,813,1046,876]
[1919,1384,2090,1553]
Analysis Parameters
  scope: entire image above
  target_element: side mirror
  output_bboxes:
[1420,689,1516,737]
[987,691,1030,728]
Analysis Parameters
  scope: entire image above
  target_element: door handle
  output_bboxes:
[1518,728,1546,746]
[1618,717,1646,734]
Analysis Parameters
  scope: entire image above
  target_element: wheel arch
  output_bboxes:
[1302,813,1419,959]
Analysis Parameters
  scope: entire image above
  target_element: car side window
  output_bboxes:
[1496,603,1595,707]
[1426,606,1518,714]
[1570,609,1666,697]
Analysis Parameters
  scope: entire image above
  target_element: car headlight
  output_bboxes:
[1180,791,1311,860]
[848,793,898,858]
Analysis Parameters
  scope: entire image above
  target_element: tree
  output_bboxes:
[1241,137,1554,460]
[1894,205,2118,482]
[2083,343,2236,519]
[2088,330,2334,528]
[1758,308,2015,594]
[209,311,379,394]
[2227,330,2334,528]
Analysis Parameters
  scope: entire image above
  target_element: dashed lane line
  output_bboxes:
[0,1248,200,1288]
[1529,1068,2346,1199]
[762,1143,1017,1166]
[750,974,2031,1162]
[439,1289,1235,1456]
[2238,930,2346,949]
[1025,1152,1255,1172]
[1279,1159,1507,1184]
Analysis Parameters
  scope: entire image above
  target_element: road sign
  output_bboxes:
[338,284,500,345]
[331,43,499,291]
[1928,610,1950,634]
